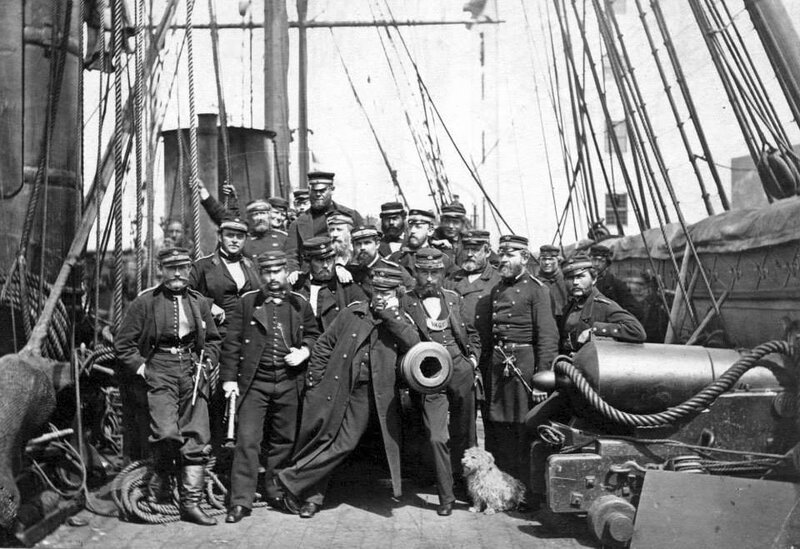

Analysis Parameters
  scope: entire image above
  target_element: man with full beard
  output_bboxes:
[285,171,363,273]
[400,248,481,516]
[474,234,559,506]
[525,253,645,512]
[325,209,354,267]
[348,226,414,298]
[389,209,452,279]
[220,251,320,524]
[377,201,407,257]
[446,230,500,321]
[291,236,365,332]
[115,247,222,526]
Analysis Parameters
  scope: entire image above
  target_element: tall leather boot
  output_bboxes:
[179,465,217,526]
[148,446,175,504]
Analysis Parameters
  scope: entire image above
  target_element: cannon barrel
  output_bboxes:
[400,342,453,395]
[557,341,788,414]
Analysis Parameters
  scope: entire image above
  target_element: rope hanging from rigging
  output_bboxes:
[112,0,126,331]
[185,0,202,259]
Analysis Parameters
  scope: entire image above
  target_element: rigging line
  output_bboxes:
[649,0,728,210]
[594,0,713,324]
[185,0,202,259]
[558,0,676,329]
[575,0,600,224]
[521,1,563,245]
[634,0,716,216]
[379,1,513,233]
[112,0,125,330]
[207,0,232,194]
[94,0,108,348]
[329,29,409,209]
[416,81,449,209]
[135,0,145,294]
[705,0,791,148]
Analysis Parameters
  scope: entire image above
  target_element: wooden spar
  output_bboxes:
[264,0,291,195]
[297,0,309,191]
[744,0,800,133]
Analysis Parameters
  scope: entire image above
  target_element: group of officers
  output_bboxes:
[114,171,647,526]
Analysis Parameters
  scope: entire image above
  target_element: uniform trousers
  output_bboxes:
[230,374,298,508]
[145,352,210,464]
[444,354,477,479]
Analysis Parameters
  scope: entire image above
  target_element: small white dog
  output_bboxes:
[460,446,526,514]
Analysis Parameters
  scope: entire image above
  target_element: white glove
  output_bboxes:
[211,303,226,324]
[222,381,239,399]
[285,346,311,367]
[136,364,146,378]
[287,270,302,285]
[335,264,353,284]
[577,327,594,345]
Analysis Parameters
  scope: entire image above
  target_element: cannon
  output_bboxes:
[530,340,799,547]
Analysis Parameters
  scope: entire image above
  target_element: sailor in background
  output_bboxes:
[400,248,481,516]
[293,189,311,214]
[285,171,364,273]
[431,203,468,264]
[114,247,222,526]
[526,253,645,510]
[377,201,407,257]
[278,267,417,519]
[475,235,559,505]
[267,197,290,231]
[536,244,569,325]
[389,209,453,279]
[348,226,414,298]
[589,244,636,314]
[291,236,365,332]
[221,251,320,523]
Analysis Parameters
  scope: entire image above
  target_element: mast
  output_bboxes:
[264,0,291,197]
[744,0,800,132]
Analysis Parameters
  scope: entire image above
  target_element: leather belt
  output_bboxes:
[496,341,532,349]
[155,344,195,355]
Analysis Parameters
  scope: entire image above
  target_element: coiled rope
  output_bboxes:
[553,339,791,427]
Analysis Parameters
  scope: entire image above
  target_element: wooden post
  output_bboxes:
[297,0,309,191]
[264,0,291,197]
[664,250,692,343]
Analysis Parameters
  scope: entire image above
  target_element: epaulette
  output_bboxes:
[137,285,158,297]
[527,274,545,286]
[290,291,309,303]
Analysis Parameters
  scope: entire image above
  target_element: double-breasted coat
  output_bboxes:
[559,287,647,353]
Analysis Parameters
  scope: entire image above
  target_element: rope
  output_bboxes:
[134,0,145,295]
[112,0,126,331]
[554,339,790,428]
[185,0,202,259]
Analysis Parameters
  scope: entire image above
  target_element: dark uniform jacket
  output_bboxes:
[388,247,455,282]
[400,288,481,362]
[537,270,569,322]
[475,271,559,423]
[347,256,415,298]
[378,234,405,258]
[294,301,419,498]
[219,289,320,407]
[189,251,261,320]
[244,229,287,258]
[559,287,647,353]
[115,285,222,376]
[285,201,364,271]
[291,274,366,333]
[445,262,501,322]
[596,270,636,313]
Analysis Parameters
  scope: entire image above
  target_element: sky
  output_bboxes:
[84,0,800,250]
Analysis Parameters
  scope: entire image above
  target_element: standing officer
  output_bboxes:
[293,189,310,214]
[400,248,481,516]
[431,203,467,265]
[377,201,407,257]
[526,254,645,510]
[348,226,414,298]
[326,209,355,267]
[446,230,500,321]
[242,199,287,257]
[220,251,320,523]
[115,247,222,526]
[268,197,290,231]
[292,236,365,332]
[475,235,559,499]
[277,267,418,518]
[589,244,636,313]
[285,171,364,273]
[537,244,569,325]
[189,215,261,333]
[389,209,452,279]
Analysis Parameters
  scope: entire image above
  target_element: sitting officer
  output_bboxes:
[114,247,222,526]
[525,253,646,512]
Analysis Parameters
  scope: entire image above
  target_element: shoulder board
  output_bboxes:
[442,288,459,296]
[137,285,158,297]
[381,257,401,267]
[290,291,309,303]
[346,300,365,308]
[527,274,544,286]
[594,296,612,305]
[273,229,288,236]
[241,289,260,298]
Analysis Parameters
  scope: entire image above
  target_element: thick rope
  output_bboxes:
[112,0,126,331]
[185,0,202,259]
[555,340,791,428]
[134,0,145,294]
